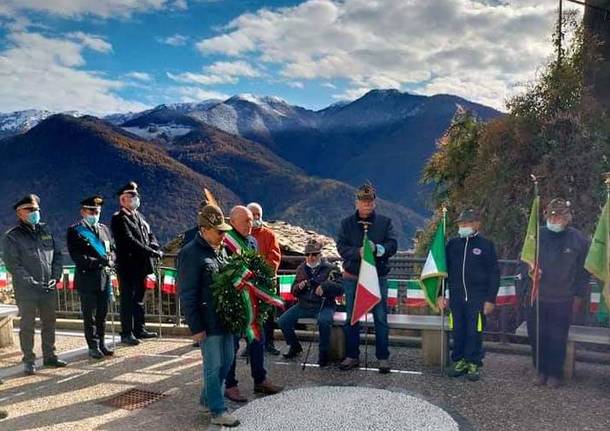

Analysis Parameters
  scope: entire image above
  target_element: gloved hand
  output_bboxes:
[43,279,57,293]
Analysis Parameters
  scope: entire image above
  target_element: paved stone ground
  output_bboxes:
[0,336,609,430]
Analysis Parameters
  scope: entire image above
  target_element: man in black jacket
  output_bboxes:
[438,209,500,381]
[110,182,162,345]
[3,194,66,375]
[526,198,590,388]
[278,238,343,367]
[178,205,239,427]
[336,183,397,373]
[67,195,116,359]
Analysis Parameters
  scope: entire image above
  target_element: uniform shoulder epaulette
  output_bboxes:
[4,226,19,235]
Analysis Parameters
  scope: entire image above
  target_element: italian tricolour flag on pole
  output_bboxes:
[0,266,8,289]
[351,234,381,325]
[419,220,447,311]
[145,274,157,290]
[162,269,177,294]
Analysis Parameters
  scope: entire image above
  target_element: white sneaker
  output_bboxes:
[210,413,240,427]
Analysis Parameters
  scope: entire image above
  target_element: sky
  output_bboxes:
[0,0,583,114]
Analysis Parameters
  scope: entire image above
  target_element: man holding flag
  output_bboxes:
[437,209,500,381]
[337,183,397,373]
[522,198,589,388]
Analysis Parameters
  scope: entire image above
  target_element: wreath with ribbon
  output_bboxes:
[211,249,284,341]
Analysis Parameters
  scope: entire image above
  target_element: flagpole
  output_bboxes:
[603,172,610,330]
[362,224,370,371]
[531,174,541,378]
[440,206,447,376]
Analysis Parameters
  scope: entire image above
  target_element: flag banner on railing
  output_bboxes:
[590,280,608,320]
[111,273,119,289]
[162,269,177,294]
[405,280,427,307]
[57,267,75,290]
[278,274,296,302]
[387,279,399,307]
[0,266,8,289]
[145,274,157,290]
[496,277,518,306]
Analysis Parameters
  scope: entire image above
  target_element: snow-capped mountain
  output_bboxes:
[0,110,55,138]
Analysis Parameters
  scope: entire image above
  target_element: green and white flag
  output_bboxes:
[585,200,610,310]
[419,220,447,311]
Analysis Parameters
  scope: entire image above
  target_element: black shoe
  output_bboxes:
[121,335,140,346]
[43,358,67,367]
[135,330,158,339]
[318,352,329,368]
[265,344,281,356]
[88,348,104,359]
[283,344,303,359]
[192,341,200,348]
[0,409,7,420]
[99,345,114,356]
[24,362,36,375]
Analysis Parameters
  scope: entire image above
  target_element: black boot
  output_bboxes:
[88,347,104,359]
[283,343,303,359]
[99,344,114,356]
[318,351,330,368]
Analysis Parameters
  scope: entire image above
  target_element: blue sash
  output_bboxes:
[74,224,107,259]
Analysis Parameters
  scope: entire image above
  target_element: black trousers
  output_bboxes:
[117,274,146,337]
[264,310,275,346]
[79,289,109,349]
[450,298,486,366]
[527,300,572,378]
[16,293,57,363]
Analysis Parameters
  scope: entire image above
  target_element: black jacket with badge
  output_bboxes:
[67,221,116,294]
[291,260,343,310]
[446,233,500,304]
[178,233,229,336]
[111,208,160,279]
[3,222,63,301]
[536,226,590,303]
[336,211,398,277]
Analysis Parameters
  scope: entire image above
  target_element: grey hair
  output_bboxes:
[247,202,263,218]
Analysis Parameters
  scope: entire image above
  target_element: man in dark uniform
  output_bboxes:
[67,196,116,359]
[438,209,500,381]
[336,183,398,373]
[526,198,590,388]
[110,182,162,345]
[3,194,66,375]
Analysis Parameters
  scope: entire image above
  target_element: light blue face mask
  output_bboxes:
[84,214,100,226]
[546,221,565,233]
[26,210,40,225]
[129,197,140,211]
[252,219,263,229]
[458,227,475,238]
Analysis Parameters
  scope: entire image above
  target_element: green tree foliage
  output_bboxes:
[419,11,610,258]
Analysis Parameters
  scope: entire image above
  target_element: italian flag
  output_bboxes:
[419,219,447,311]
[406,280,427,307]
[590,281,602,314]
[386,279,399,307]
[162,269,177,294]
[0,266,7,289]
[496,277,517,306]
[351,234,381,325]
[145,274,157,290]
[278,274,296,301]
[57,267,75,290]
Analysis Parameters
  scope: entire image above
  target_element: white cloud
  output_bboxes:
[0,0,179,19]
[287,81,304,89]
[125,71,153,82]
[166,60,261,86]
[67,32,112,53]
[173,86,229,102]
[159,33,189,46]
[0,31,147,114]
[195,0,580,110]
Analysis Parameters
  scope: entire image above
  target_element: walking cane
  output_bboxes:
[358,220,373,371]
[440,206,447,376]
[302,297,326,371]
[156,259,163,338]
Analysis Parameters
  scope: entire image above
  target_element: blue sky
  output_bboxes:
[0,0,582,114]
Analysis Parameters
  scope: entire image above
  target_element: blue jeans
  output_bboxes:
[200,334,234,415]
[278,302,335,353]
[450,298,486,366]
[225,333,267,388]
[343,277,389,360]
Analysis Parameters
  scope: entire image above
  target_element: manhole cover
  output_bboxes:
[233,386,459,430]
[99,388,168,410]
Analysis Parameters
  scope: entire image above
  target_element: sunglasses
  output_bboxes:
[305,252,320,257]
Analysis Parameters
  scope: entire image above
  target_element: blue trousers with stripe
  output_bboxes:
[449,298,485,366]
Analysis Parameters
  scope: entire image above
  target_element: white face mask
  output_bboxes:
[546,220,565,233]
[129,196,140,211]
[458,227,475,238]
[252,219,263,229]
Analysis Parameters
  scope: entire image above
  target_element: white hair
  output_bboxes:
[247,202,263,219]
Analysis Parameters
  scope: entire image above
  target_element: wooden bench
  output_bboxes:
[0,304,19,348]
[515,322,610,379]
[298,311,449,366]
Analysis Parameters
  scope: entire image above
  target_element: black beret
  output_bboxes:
[81,195,104,209]
[116,181,139,197]
[457,208,481,223]
[13,194,40,210]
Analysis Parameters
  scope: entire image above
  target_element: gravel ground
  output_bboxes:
[0,337,608,431]
[0,330,87,368]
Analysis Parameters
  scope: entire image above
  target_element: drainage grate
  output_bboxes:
[99,388,168,410]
